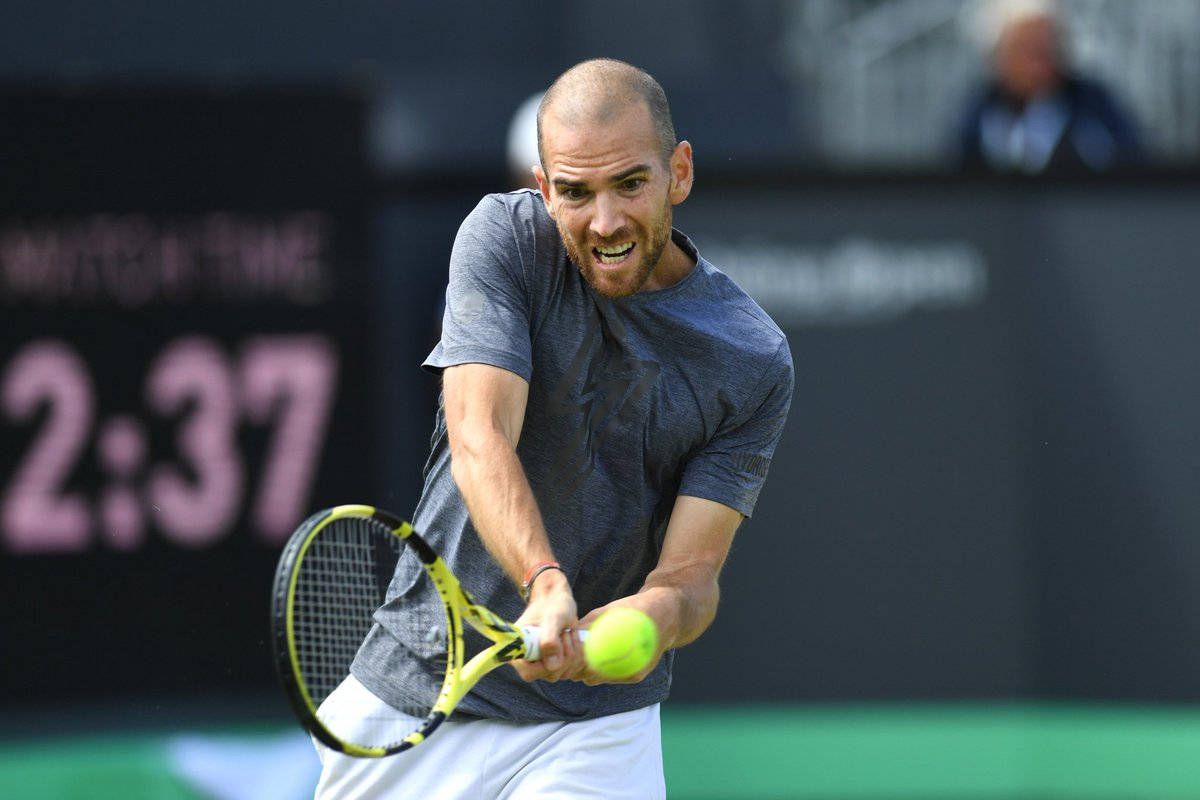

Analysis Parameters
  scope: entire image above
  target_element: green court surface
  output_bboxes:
[661,704,1200,799]
[0,734,198,800]
[1,704,1198,799]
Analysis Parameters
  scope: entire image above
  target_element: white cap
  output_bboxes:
[961,0,1059,51]
[506,91,544,178]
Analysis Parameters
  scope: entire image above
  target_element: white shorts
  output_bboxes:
[313,675,665,799]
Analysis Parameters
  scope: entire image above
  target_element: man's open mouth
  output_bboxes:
[593,242,635,264]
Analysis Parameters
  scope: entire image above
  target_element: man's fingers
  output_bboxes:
[539,626,563,670]
[514,629,585,683]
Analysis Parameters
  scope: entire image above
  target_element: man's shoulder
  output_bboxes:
[473,188,553,229]
[454,189,560,264]
[661,251,791,387]
[695,255,788,350]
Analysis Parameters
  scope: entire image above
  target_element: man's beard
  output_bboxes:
[559,198,673,299]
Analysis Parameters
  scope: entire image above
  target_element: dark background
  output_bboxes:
[2,1,1198,730]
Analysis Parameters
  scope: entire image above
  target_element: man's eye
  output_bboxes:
[563,187,586,200]
[621,178,645,191]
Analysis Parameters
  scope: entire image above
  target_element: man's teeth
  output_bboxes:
[595,243,634,263]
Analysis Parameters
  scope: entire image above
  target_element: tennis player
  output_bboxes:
[315,58,794,798]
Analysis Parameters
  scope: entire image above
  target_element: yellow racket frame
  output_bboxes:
[276,504,534,757]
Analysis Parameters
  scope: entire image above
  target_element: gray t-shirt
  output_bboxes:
[353,189,793,721]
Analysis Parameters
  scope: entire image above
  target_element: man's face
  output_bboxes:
[534,102,691,299]
[996,15,1061,101]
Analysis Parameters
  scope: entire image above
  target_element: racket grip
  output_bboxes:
[520,625,588,662]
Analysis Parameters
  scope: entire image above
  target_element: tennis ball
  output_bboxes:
[584,607,658,679]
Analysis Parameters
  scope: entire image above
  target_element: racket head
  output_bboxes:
[270,504,442,757]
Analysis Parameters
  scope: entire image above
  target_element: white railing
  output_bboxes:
[783,0,1200,166]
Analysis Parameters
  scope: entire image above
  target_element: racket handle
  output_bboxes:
[520,625,589,662]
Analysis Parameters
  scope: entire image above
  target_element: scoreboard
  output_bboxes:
[0,87,373,703]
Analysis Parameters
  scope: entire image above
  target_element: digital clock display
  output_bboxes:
[1,213,341,553]
[0,88,373,704]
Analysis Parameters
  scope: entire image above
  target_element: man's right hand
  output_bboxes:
[512,567,583,682]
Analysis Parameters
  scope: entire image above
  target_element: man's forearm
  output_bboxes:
[449,426,555,588]
[636,562,721,651]
[621,495,741,654]
[449,418,579,678]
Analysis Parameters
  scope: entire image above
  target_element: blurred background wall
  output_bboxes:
[2,1,1199,798]
[7,0,1198,173]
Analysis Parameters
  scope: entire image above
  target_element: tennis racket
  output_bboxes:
[270,504,568,757]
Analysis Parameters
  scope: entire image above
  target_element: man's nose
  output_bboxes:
[589,192,623,239]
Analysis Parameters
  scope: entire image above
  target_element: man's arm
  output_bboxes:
[574,494,743,684]
[441,362,579,676]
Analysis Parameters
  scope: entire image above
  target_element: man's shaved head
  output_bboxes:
[537,59,677,168]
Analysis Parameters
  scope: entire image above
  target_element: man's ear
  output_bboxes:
[532,165,557,219]
[669,141,693,205]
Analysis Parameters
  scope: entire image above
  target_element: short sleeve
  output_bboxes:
[423,195,533,380]
[678,338,794,517]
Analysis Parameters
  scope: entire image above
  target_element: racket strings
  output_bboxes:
[293,517,451,748]
[276,508,531,754]
[382,563,453,721]
[292,517,402,706]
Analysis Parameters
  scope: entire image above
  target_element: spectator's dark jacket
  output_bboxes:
[955,75,1145,174]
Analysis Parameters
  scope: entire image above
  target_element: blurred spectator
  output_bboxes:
[506,91,543,189]
[953,0,1145,175]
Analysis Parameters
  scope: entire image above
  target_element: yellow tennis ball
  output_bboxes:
[584,607,658,679]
